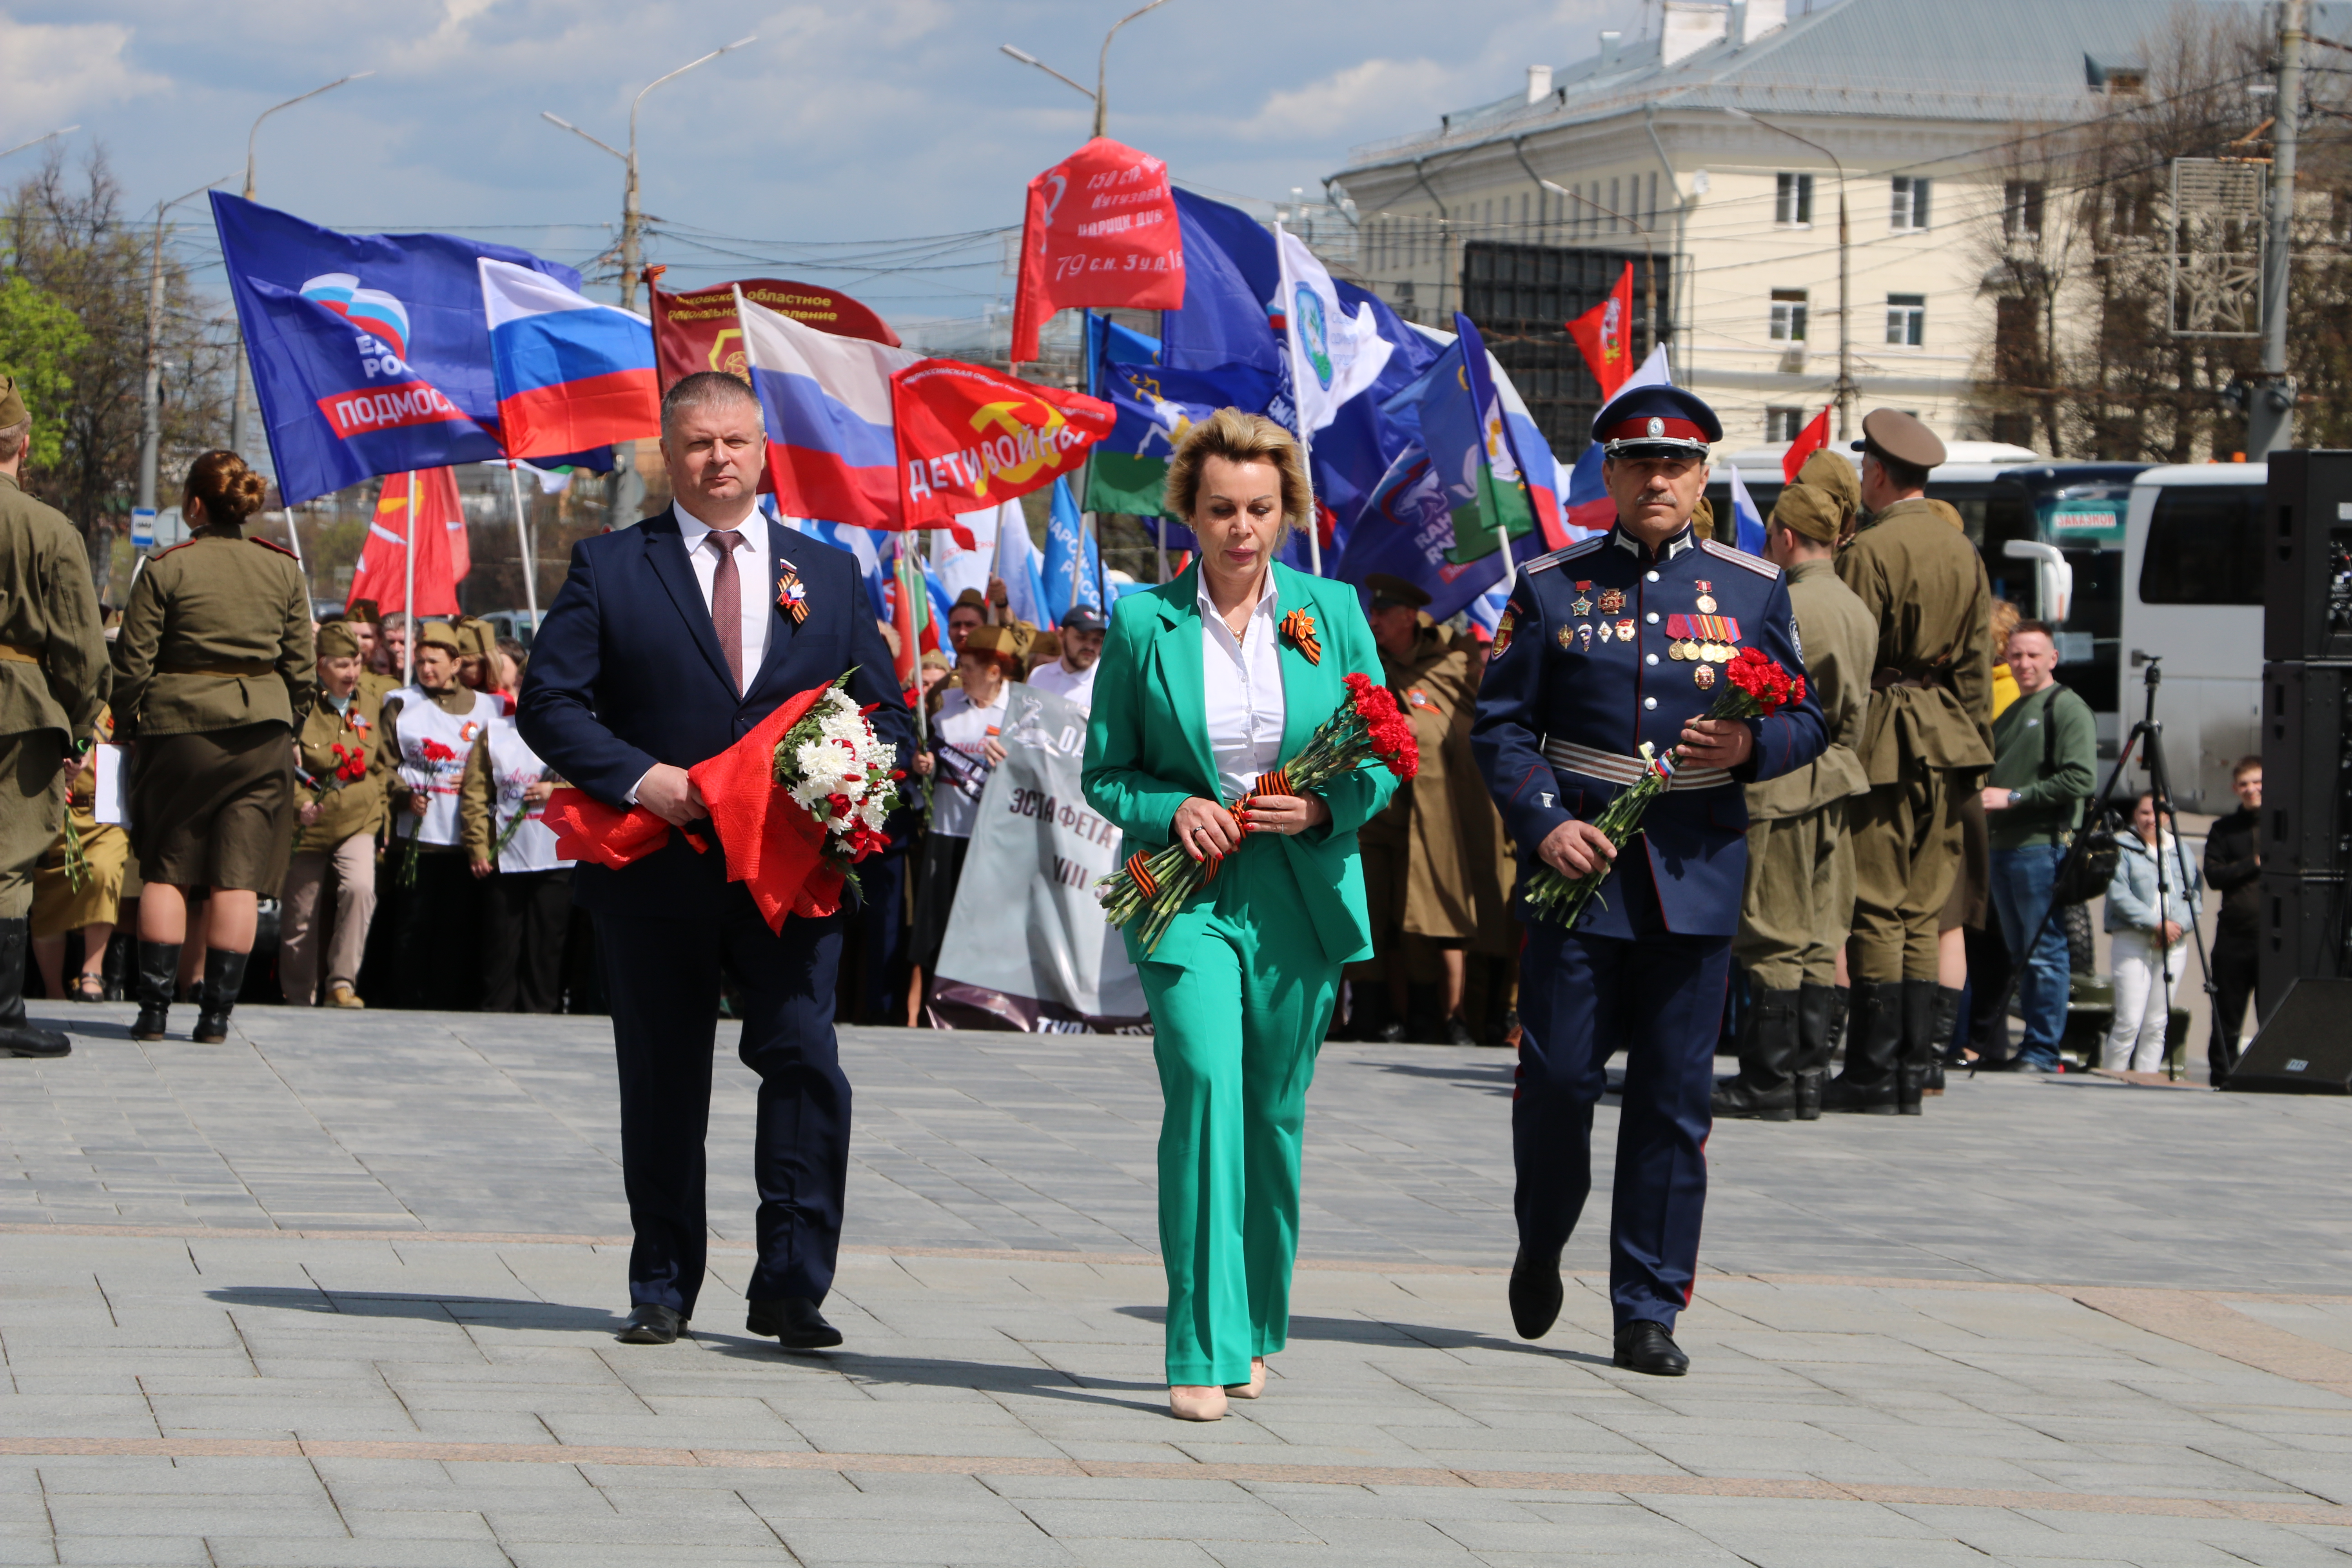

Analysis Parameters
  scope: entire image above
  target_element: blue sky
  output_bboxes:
[3,0,1640,325]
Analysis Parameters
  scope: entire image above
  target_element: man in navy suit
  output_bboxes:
[519,372,912,1351]
[1471,385,1825,1376]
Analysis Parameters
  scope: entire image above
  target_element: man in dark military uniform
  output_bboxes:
[1354,573,1487,1045]
[1714,480,1875,1121]
[1472,386,1825,1375]
[0,377,107,1059]
[1826,411,1994,1115]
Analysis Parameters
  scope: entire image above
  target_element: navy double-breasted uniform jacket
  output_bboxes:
[1470,523,1827,940]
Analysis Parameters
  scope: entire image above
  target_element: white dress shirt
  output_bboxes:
[1027,655,1098,715]
[674,499,771,697]
[1199,572,1286,804]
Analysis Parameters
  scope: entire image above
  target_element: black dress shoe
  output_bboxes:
[1507,1247,1563,1340]
[1613,1320,1689,1376]
[746,1296,844,1350]
[615,1303,686,1344]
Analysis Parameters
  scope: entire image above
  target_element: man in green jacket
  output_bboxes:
[1983,621,2097,1072]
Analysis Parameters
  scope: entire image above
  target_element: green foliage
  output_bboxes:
[0,271,87,469]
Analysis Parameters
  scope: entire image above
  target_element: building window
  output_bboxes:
[1776,172,1814,227]
[1769,289,1809,342]
[2003,181,2045,239]
[1891,176,1931,232]
[1766,407,1808,443]
[1886,293,1926,347]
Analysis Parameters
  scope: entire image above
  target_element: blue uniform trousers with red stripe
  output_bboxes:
[1514,860,1728,1330]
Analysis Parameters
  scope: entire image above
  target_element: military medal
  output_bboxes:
[1577,624,1593,651]
[775,565,809,624]
[1492,607,1516,657]
[1694,579,1718,615]
[1594,621,1613,644]
[1570,581,1594,619]
[1556,623,1575,651]
[1694,663,1717,690]
[1614,617,1637,643]
[1597,587,1626,615]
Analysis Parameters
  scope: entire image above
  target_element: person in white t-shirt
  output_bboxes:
[1026,604,1105,715]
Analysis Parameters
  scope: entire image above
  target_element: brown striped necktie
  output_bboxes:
[708,529,744,690]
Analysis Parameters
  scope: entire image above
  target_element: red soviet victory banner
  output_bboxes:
[892,359,1115,526]
[1564,262,1635,401]
[645,270,900,394]
[346,466,465,616]
[1009,138,1185,365]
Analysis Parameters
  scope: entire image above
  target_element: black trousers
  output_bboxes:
[2209,931,2258,1080]
[482,868,571,1014]
[597,886,848,1318]
[385,847,481,1011]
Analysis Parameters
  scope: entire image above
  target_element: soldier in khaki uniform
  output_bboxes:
[1351,574,1486,1045]
[280,621,390,1008]
[1825,411,1994,1114]
[112,450,315,1044]
[1714,482,1875,1120]
[0,377,109,1058]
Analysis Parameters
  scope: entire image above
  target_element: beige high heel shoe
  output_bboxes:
[1167,1384,1227,1421]
[1225,1357,1268,1399]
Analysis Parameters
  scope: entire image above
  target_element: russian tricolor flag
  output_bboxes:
[481,259,659,461]
[737,290,918,532]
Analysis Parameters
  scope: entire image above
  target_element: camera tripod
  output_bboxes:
[1980,656,2214,1080]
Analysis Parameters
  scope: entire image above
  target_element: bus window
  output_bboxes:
[2140,486,2264,605]
[2058,548,2120,715]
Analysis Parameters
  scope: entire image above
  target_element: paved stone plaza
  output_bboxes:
[3,1003,2350,1566]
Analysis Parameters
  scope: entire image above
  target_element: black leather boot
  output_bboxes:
[1922,985,1964,1097]
[0,917,70,1058]
[132,941,181,1041]
[193,949,249,1044]
[1793,982,1835,1120]
[1713,987,1800,1120]
[1896,980,1938,1114]
[1822,982,1903,1114]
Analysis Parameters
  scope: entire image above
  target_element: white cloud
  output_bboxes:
[0,13,168,136]
[1242,57,1470,142]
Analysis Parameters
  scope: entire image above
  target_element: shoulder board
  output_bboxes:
[152,540,197,559]
[249,537,298,559]
[1525,537,1606,575]
[1699,538,1780,579]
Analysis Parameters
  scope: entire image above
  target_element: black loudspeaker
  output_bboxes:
[2260,661,2352,874]
[2226,978,2352,1092]
[2262,450,2352,661]
[2258,871,2350,1018]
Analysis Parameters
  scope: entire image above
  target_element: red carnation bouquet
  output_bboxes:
[1522,648,1806,930]
[1099,671,1420,956]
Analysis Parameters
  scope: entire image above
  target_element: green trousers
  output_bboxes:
[1734,801,1852,991]
[0,730,66,921]
[1136,835,1339,1387]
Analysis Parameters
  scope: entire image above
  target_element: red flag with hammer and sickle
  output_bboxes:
[891,358,1114,528]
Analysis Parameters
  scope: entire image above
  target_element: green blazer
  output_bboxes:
[1082,561,1398,968]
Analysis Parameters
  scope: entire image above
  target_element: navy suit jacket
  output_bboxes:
[1470,525,1827,940]
[517,506,914,917]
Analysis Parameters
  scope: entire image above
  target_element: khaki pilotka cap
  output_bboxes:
[416,620,464,654]
[0,376,25,429]
[1770,483,1845,544]
[316,622,363,660]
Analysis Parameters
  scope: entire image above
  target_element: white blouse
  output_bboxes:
[1199,572,1287,804]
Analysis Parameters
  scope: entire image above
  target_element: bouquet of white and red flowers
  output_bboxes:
[772,674,900,892]
[1522,647,1807,931]
[1099,671,1420,957]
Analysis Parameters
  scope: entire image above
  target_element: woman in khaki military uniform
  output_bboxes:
[110,450,315,1044]
[29,706,129,1001]
[279,621,388,1008]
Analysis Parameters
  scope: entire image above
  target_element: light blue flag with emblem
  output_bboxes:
[1274,224,1392,434]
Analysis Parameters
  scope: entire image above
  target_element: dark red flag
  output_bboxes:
[1009,138,1185,365]
[645,272,899,394]
[1564,263,1635,401]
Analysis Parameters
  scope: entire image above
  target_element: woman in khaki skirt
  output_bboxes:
[29,704,129,1000]
[110,451,314,1042]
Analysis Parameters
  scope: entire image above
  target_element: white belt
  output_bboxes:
[1542,737,1732,792]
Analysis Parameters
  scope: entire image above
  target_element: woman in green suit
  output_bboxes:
[1083,409,1398,1422]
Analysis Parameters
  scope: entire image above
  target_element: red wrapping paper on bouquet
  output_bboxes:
[687,682,847,930]
[541,789,705,867]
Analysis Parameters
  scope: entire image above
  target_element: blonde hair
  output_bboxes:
[1163,407,1312,538]
[1991,597,2022,650]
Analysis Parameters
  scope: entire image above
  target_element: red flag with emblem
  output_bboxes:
[1009,138,1186,365]
[1564,263,1635,400]
[346,466,464,616]
[891,359,1114,528]
[1780,405,1833,483]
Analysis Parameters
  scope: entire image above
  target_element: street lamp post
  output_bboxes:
[1000,0,1176,135]
[141,178,234,515]
[542,37,756,312]
[226,74,374,456]
[1725,106,1852,438]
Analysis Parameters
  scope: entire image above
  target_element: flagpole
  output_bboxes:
[505,460,540,631]
[1156,515,1167,584]
[1275,222,1323,576]
[402,470,416,686]
[279,506,308,586]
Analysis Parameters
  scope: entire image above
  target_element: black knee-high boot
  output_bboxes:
[193,949,250,1045]
[132,941,182,1041]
